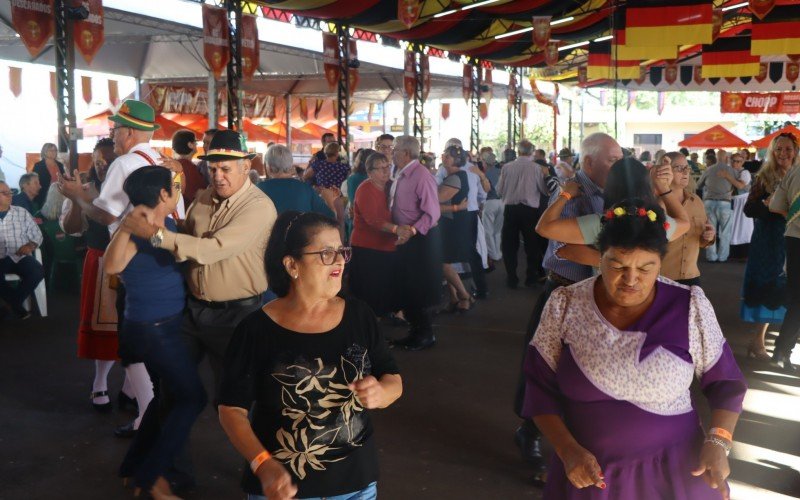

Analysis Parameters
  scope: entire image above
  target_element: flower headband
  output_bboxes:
[604,206,670,231]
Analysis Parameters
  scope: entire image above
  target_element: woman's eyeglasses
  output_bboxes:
[302,246,352,265]
[671,164,690,173]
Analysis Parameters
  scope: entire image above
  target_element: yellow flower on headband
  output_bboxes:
[613,207,626,217]
[646,210,657,222]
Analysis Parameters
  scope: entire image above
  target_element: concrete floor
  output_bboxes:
[1,258,799,499]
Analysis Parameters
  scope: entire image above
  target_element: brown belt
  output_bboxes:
[547,271,577,288]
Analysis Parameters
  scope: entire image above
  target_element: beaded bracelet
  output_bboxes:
[704,436,731,456]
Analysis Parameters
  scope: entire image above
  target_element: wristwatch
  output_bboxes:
[149,227,165,248]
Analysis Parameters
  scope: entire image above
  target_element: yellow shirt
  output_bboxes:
[160,179,277,301]
[661,191,714,281]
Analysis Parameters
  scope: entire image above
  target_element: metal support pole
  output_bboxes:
[412,50,425,148]
[226,0,243,131]
[285,94,292,151]
[567,99,573,151]
[208,72,217,127]
[402,97,410,135]
[336,24,351,161]
[54,0,78,173]
[553,106,557,154]
[469,64,481,153]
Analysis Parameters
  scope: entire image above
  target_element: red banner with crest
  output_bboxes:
[73,0,103,65]
[545,41,560,67]
[404,50,416,98]
[241,14,259,81]
[694,65,705,85]
[441,102,450,120]
[462,64,473,101]
[749,0,776,20]
[508,72,517,109]
[755,62,769,83]
[421,53,430,100]
[788,62,800,83]
[398,0,422,29]
[721,91,800,114]
[203,5,230,79]
[532,16,551,49]
[348,39,359,95]
[11,0,54,58]
[665,60,678,85]
[9,67,22,98]
[108,80,119,105]
[322,32,339,91]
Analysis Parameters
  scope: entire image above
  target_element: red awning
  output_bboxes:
[79,110,193,141]
[678,125,749,148]
[750,124,800,149]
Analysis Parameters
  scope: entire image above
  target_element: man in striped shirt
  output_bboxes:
[0,180,44,320]
[513,132,622,468]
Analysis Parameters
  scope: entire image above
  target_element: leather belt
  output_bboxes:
[189,294,262,310]
[546,271,577,288]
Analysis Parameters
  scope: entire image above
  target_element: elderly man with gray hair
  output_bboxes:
[256,144,335,217]
[389,135,442,351]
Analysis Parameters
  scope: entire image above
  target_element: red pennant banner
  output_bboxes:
[403,50,416,98]
[299,98,309,121]
[11,0,54,58]
[479,102,488,120]
[657,92,666,115]
[483,67,493,102]
[749,0,776,20]
[694,66,705,85]
[462,64,472,101]
[725,76,737,84]
[314,98,324,119]
[348,39,359,96]
[665,60,678,85]
[203,5,230,79]
[721,91,800,114]
[789,55,800,62]
[398,0,422,29]
[322,32,340,91]
[421,53,431,101]
[755,62,769,83]
[441,102,450,120]
[9,67,22,98]
[788,62,800,83]
[49,71,56,100]
[108,79,119,105]
[545,41,560,67]
[240,14,259,81]
[711,8,723,42]
[508,72,517,109]
[532,16,551,49]
[73,0,103,65]
[81,76,92,104]
[635,66,647,85]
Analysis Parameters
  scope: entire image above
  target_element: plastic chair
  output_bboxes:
[4,248,47,317]
[39,220,82,290]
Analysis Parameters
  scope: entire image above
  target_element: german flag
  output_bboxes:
[751,5,800,56]
[625,0,713,47]
[588,41,644,80]
[702,37,761,78]
[612,9,678,60]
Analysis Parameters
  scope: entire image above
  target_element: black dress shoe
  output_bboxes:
[114,421,137,438]
[403,336,436,351]
[91,390,113,414]
[118,391,139,415]
[771,351,798,373]
[515,424,546,465]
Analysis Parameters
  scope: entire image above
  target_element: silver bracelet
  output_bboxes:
[704,436,731,456]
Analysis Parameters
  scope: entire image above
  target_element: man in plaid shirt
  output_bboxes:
[0,180,44,320]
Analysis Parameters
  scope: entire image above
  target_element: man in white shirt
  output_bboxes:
[0,180,44,320]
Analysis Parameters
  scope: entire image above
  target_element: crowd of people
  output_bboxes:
[2,98,800,499]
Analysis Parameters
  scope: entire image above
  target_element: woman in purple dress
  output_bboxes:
[523,199,747,499]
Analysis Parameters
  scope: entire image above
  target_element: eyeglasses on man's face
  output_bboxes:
[110,126,130,136]
[0,190,12,197]
[302,246,352,265]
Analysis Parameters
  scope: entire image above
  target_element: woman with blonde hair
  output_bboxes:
[740,133,796,362]
[32,142,65,207]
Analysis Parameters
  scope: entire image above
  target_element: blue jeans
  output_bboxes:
[119,312,207,490]
[0,255,44,311]
[704,200,733,262]
[247,481,377,500]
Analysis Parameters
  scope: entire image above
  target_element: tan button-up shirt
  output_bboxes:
[662,191,714,281]
[160,179,277,301]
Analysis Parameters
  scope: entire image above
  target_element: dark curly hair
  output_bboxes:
[597,200,669,258]
[444,144,467,168]
[94,137,114,150]
[603,158,656,209]
[265,211,340,297]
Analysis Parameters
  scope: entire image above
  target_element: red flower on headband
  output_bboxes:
[637,208,647,217]
[605,210,614,219]
[663,222,670,230]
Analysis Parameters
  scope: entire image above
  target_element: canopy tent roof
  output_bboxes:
[80,110,192,140]
[750,124,800,149]
[678,125,749,149]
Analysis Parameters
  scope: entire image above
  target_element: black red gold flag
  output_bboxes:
[587,41,642,80]
[625,0,713,47]
[701,37,760,78]
[751,5,800,56]
[612,10,678,60]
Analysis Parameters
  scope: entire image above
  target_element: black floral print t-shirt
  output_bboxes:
[219,298,400,498]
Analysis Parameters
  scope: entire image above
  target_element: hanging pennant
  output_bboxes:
[657,92,666,115]
[532,16,552,49]
[314,98,324,119]
[421,53,431,100]
[81,76,92,104]
[788,62,800,83]
[9,67,22,98]
[322,32,340,91]
[202,4,230,79]
[749,0,776,20]
[73,0,104,65]
[711,8,723,42]
[694,65,705,85]
[11,0,54,58]
[577,66,588,87]
[398,0,422,29]
[680,65,693,86]
[649,67,663,86]
[441,102,450,120]
[627,90,637,110]
[299,98,309,122]
[108,80,119,105]
[49,71,56,100]
[635,66,647,85]
[462,64,473,101]
[483,67,493,103]
[240,14,259,81]
[664,60,678,85]
[790,55,800,62]
[544,41,560,67]
[508,72,517,109]
[755,62,769,83]
[348,39,359,96]
[479,102,488,120]
[725,76,737,84]
[769,61,784,83]
[403,50,416,98]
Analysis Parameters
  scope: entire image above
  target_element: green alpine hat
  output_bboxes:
[108,99,160,131]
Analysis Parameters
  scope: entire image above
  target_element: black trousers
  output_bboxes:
[502,204,543,284]
[467,211,487,295]
[775,237,800,355]
[395,226,443,339]
[677,277,702,287]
